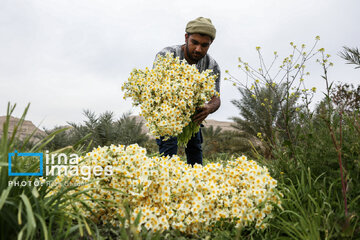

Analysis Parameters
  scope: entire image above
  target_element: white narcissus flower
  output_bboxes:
[122,52,219,145]
[48,144,281,234]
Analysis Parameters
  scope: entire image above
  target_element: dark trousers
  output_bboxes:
[156,128,203,166]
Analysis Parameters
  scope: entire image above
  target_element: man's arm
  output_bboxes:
[192,95,221,124]
[193,59,221,125]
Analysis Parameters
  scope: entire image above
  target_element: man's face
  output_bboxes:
[185,33,212,63]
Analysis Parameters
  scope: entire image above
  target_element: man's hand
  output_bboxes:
[193,104,212,124]
[192,95,220,124]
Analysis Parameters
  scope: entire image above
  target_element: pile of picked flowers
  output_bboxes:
[48,144,281,234]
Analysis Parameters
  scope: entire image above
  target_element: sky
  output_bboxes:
[1,0,359,129]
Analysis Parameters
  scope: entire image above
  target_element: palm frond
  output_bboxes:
[339,46,360,69]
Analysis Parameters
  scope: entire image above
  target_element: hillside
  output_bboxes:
[0,116,45,141]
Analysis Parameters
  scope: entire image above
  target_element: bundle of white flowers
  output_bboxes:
[121,52,218,146]
[51,144,281,235]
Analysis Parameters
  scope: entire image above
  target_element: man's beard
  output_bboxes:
[185,42,202,63]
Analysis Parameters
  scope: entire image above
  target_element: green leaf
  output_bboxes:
[31,187,39,199]
[17,225,26,240]
[82,215,92,236]
[35,213,48,240]
[20,193,36,238]
[77,215,83,237]
[0,187,11,210]
[18,201,23,225]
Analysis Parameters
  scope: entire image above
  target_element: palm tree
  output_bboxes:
[113,113,149,146]
[67,110,149,149]
[231,83,298,158]
[43,126,74,150]
[68,110,112,148]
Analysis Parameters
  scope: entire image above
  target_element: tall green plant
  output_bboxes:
[318,52,360,226]
[270,167,359,240]
[226,38,321,160]
[0,103,99,240]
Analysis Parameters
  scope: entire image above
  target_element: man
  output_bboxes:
[154,17,221,166]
